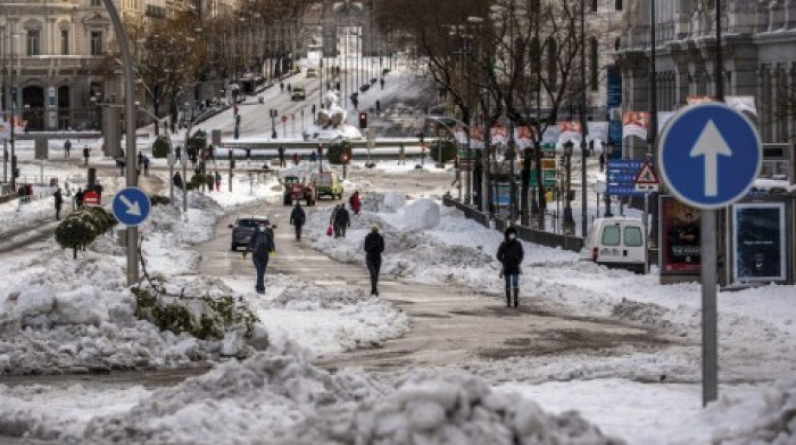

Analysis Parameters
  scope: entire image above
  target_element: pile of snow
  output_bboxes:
[0,193,270,375]
[402,198,440,230]
[709,380,796,444]
[254,280,411,354]
[78,344,619,444]
[361,192,406,213]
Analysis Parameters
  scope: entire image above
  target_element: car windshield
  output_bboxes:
[237,219,264,228]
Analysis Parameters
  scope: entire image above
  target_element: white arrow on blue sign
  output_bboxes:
[658,102,762,210]
[112,187,152,227]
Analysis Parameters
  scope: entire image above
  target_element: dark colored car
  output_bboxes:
[229,216,270,251]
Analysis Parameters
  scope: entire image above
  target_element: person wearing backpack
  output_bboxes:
[289,202,306,241]
[243,221,276,294]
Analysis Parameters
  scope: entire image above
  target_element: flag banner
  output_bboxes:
[622,111,649,140]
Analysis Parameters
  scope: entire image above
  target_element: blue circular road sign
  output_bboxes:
[658,103,761,210]
[112,187,152,227]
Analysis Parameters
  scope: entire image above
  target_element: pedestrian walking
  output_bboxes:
[310,150,317,163]
[242,221,276,295]
[64,140,71,158]
[83,146,90,166]
[289,202,306,241]
[53,188,64,220]
[175,145,182,161]
[380,78,385,89]
[311,104,316,115]
[287,84,292,93]
[215,171,222,191]
[278,146,286,168]
[143,156,150,176]
[334,203,351,238]
[496,226,525,308]
[280,82,284,92]
[599,153,606,173]
[364,224,385,296]
[292,153,299,166]
[349,191,361,216]
[75,187,84,209]
[329,204,340,235]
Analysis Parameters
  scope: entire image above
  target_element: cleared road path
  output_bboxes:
[197,201,674,372]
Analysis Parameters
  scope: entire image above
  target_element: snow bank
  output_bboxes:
[0,193,269,375]
[709,380,796,444]
[79,344,619,444]
[402,198,440,230]
[361,191,406,213]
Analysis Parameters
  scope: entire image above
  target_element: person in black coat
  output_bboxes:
[496,226,525,308]
[289,203,306,241]
[364,225,385,296]
[53,188,64,220]
[333,203,351,238]
[243,222,276,295]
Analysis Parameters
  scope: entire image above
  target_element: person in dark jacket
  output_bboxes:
[289,202,306,241]
[75,187,84,209]
[53,188,64,220]
[496,226,525,308]
[364,224,385,296]
[173,172,183,189]
[333,203,351,238]
[243,222,276,294]
[277,146,286,168]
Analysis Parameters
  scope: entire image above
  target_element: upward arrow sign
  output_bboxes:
[689,120,733,197]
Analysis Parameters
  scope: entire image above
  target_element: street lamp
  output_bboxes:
[562,140,575,234]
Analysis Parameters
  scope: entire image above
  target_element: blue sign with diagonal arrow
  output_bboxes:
[658,103,762,209]
[112,187,152,227]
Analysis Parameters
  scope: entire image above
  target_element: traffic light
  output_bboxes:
[559,156,565,167]
[358,112,367,129]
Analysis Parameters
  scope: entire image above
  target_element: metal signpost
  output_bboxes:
[658,102,762,407]
[112,187,152,228]
[635,161,660,274]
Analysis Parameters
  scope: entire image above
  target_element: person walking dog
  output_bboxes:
[496,226,524,308]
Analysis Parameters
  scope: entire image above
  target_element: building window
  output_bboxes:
[27,30,40,56]
[590,37,599,91]
[615,0,623,11]
[61,29,69,55]
[90,31,103,56]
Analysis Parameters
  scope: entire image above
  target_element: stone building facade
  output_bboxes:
[616,0,796,158]
[0,0,122,131]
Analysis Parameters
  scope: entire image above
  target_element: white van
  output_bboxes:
[580,217,647,273]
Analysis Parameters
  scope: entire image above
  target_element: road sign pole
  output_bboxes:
[701,208,718,406]
[644,192,650,274]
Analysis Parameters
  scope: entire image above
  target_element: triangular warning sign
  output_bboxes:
[634,162,659,185]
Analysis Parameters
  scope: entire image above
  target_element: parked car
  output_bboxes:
[282,175,316,206]
[306,68,317,78]
[291,88,306,101]
[229,215,271,251]
[579,217,647,273]
[310,171,344,199]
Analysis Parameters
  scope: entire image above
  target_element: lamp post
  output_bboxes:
[562,141,575,234]
[579,0,589,237]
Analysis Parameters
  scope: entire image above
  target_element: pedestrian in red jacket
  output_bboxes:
[349,191,362,215]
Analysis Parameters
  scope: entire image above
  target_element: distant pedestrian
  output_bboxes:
[289,202,306,241]
[287,84,292,93]
[380,78,385,89]
[278,146,286,168]
[175,145,182,161]
[399,143,406,165]
[53,188,63,220]
[292,153,299,166]
[364,224,385,296]
[75,187,84,209]
[333,203,350,238]
[242,221,276,295]
[83,146,90,166]
[329,204,340,234]
[280,82,284,92]
[311,104,316,115]
[496,226,524,308]
[64,140,72,158]
[173,172,183,189]
[215,171,222,191]
[599,153,606,172]
[309,150,317,163]
[349,191,361,215]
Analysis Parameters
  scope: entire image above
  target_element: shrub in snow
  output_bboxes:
[151,135,170,158]
[327,138,353,164]
[428,139,457,163]
[54,207,117,258]
[403,198,440,230]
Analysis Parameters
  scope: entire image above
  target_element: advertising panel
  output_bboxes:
[732,203,787,283]
[660,196,701,274]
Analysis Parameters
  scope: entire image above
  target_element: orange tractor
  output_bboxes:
[282,176,316,206]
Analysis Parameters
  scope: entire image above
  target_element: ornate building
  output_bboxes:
[615,0,796,157]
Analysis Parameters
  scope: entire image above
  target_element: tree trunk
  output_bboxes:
[520,147,531,226]
[535,140,546,230]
